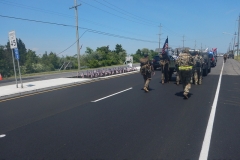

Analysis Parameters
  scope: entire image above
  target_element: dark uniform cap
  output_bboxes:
[144,53,149,57]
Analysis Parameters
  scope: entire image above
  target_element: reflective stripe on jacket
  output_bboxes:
[179,66,193,70]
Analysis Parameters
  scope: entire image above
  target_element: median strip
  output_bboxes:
[91,87,132,102]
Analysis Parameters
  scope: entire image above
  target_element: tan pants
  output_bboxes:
[176,71,180,83]
[179,70,192,95]
[183,83,191,95]
[193,68,202,84]
[143,74,151,88]
[161,63,169,81]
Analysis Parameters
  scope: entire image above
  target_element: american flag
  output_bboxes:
[162,37,168,54]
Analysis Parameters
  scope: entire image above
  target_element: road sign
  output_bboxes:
[14,48,20,60]
[8,31,17,49]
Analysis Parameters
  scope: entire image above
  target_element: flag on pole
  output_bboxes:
[162,37,168,54]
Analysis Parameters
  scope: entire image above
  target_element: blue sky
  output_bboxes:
[0,0,239,57]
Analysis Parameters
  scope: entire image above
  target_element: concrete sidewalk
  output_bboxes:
[0,67,140,100]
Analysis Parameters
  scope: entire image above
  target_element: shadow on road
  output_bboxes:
[175,91,193,99]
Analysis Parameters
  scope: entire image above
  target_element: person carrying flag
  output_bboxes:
[160,37,170,84]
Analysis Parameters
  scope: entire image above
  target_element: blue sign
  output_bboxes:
[14,48,20,60]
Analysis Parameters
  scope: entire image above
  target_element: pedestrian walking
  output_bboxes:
[176,48,194,99]
[160,53,170,84]
[140,53,155,92]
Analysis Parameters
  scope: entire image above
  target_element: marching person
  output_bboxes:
[193,51,203,85]
[223,54,227,63]
[140,53,155,92]
[160,53,170,84]
[176,48,194,99]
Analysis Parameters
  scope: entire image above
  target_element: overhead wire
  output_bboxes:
[92,0,157,25]
[101,0,159,25]
[1,0,205,50]
[79,0,158,28]
[0,0,155,39]
[0,15,158,44]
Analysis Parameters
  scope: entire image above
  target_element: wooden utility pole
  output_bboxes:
[157,24,162,53]
[70,0,81,77]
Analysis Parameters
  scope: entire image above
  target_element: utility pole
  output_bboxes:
[233,32,237,56]
[237,14,240,57]
[70,0,81,77]
[194,40,196,49]
[229,42,231,53]
[157,24,162,53]
[201,43,202,53]
[182,35,185,49]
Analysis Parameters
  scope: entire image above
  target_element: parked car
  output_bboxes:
[209,53,216,67]
[152,55,161,70]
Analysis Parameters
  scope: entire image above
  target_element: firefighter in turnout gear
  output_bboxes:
[140,53,155,92]
[176,48,194,99]
[193,51,203,85]
[160,53,170,84]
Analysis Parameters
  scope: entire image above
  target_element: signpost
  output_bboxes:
[8,31,18,88]
[8,31,23,88]
[14,48,23,88]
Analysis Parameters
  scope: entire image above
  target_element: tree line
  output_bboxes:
[0,39,158,78]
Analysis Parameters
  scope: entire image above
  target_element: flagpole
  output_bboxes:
[167,36,169,55]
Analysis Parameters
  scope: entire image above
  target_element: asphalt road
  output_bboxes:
[0,58,240,159]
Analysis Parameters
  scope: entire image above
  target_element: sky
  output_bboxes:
[0,0,239,57]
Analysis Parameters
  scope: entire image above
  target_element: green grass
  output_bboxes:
[235,56,240,62]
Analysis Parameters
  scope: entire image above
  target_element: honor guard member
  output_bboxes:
[176,48,194,99]
[160,53,170,84]
[140,53,155,92]
[193,51,203,85]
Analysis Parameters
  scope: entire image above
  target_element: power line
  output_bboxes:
[0,0,74,18]
[93,0,158,25]
[57,29,89,56]
[0,14,158,44]
[79,0,157,28]
[0,0,155,38]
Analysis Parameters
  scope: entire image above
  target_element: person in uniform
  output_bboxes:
[193,51,203,85]
[160,53,170,84]
[140,53,155,92]
[176,48,194,99]
[175,53,182,85]
[223,54,227,63]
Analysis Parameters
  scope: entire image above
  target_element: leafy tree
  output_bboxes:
[114,44,125,54]
[17,39,27,65]
[0,45,14,77]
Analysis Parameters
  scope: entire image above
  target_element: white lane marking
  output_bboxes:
[0,134,6,138]
[91,88,132,102]
[199,62,224,160]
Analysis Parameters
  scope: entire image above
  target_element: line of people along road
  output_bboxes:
[140,48,219,99]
